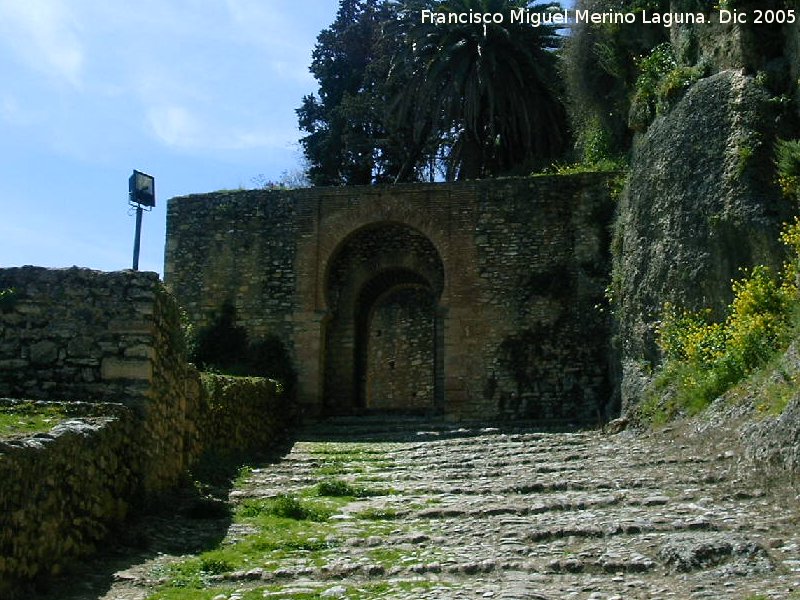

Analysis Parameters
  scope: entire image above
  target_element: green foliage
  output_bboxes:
[157,514,336,593]
[355,507,399,520]
[538,157,626,177]
[727,266,795,366]
[657,304,727,364]
[190,301,296,392]
[629,43,705,130]
[737,144,755,178]
[315,478,390,498]
[297,0,404,185]
[755,371,796,416]
[781,217,800,283]
[658,64,705,105]
[649,227,800,422]
[237,495,333,522]
[147,434,440,600]
[0,287,17,312]
[776,139,800,197]
[178,307,197,360]
[562,0,669,162]
[389,0,567,180]
[632,43,677,109]
[578,116,616,165]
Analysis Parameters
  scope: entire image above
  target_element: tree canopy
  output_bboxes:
[296,0,402,186]
[297,0,568,184]
[388,0,567,180]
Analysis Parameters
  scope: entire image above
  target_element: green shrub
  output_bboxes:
[776,139,800,197]
[726,266,795,367]
[189,301,296,392]
[651,226,800,420]
[629,43,705,130]
[630,43,676,128]
[577,116,617,166]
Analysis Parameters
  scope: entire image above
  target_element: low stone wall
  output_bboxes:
[0,267,201,493]
[0,400,136,598]
[197,373,295,457]
[0,267,299,594]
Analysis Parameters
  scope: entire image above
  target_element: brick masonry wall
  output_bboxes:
[324,222,444,412]
[165,174,614,423]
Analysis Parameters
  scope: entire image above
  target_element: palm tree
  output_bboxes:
[388,0,567,181]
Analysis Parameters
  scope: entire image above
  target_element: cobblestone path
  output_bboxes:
[49,418,800,599]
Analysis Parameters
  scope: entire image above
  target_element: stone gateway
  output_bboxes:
[165,175,615,422]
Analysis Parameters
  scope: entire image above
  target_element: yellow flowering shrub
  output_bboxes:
[653,222,800,417]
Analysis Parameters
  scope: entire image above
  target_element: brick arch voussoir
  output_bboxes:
[316,210,450,312]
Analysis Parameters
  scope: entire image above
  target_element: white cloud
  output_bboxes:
[148,105,209,149]
[224,0,317,84]
[147,104,295,152]
[0,0,84,86]
[0,95,38,126]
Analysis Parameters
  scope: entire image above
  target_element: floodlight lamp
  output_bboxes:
[129,170,155,208]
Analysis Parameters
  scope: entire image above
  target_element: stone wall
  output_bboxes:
[0,267,295,594]
[366,287,435,412]
[324,222,445,413]
[197,373,294,456]
[0,267,198,493]
[166,175,615,423]
[163,191,298,342]
[0,376,290,596]
[0,400,136,598]
[0,268,159,405]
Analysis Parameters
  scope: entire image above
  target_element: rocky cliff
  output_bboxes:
[614,15,800,411]
[616,69,795,410]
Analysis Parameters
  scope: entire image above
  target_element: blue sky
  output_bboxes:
[0,1,338,274]
[0,1,575,275]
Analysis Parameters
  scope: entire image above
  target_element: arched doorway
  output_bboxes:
[323,223,445,414]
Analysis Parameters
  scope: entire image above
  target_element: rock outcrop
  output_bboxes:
[616,69,794,411]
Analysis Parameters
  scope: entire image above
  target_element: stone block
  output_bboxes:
[29,341,58,365]
[124,345,155,360]
[101,358,153,382]
[0,359,28,369]
[108,319,152,334]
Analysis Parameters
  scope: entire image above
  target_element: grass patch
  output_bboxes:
[148,440,410,600]
[314,461,352,476]
[315,478,392,498]
[148,588,231,600]
[365,546,407,566]
[355,507,399,520]
[309,443,395,477]
[155,516,337,592]
[237,494,335,522]
[0,402,66,437]
[755,372,797,417]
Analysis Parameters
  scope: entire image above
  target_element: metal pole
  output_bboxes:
[132,205,143,270]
